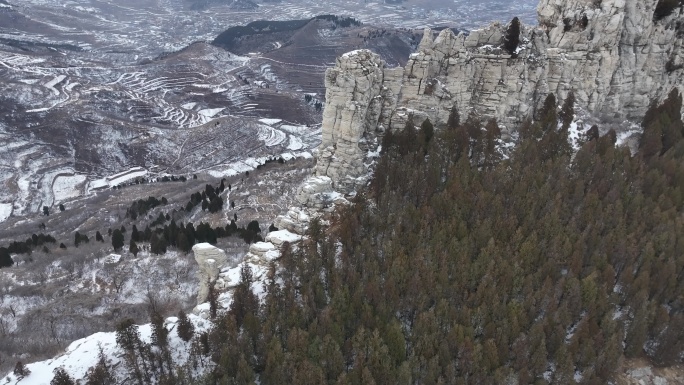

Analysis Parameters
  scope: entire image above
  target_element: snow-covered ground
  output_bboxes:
[53,174,87,203]
[0,314,210,385]
[0,203,12,222]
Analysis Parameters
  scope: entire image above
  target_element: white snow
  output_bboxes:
[44,75,66,96]
[103,254,122,264]
[258,118,282,126]
[53,174,87,203]
[574,371,584,382]
[266,230,302,247]
[198,108,224,118]
[567,121,582,150]
[0,202,12,222]
[106,167,148,186]
[279,124,312,135]
[0,315,210,385]
[88,179,109,191]
[193,242,219,251]
[250,242,276,254]
[286,135,303,150]
[257,125,287,147]
[342,49,369,58]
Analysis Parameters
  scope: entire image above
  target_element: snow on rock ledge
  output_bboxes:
[266,230,303,248]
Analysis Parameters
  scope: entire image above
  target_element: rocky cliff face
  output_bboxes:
[193,243,228,304]
[314,0,684,193]
[539,0,684,120]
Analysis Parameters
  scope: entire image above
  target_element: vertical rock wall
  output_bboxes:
[313,0,684,194]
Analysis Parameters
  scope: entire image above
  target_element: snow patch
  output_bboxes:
[258,118,282,126]
[198,108,224,118]
[53,174,87,203]
[0,315,210,385]
[0,202,12,222]
[286,135,303,150]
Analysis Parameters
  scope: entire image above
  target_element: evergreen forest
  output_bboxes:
[86,90,684,385]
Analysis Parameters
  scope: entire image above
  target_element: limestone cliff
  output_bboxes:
[193,243,228,304]
[314,0,684,193]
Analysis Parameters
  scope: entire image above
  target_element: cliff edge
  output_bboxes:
[315,0,684,193]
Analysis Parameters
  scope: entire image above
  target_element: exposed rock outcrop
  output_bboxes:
[313,0,684,193]
[539,0,684,121]
[192,243,228,304]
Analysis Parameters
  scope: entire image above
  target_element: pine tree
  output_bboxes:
[50,367,75,385]
[150,233,167,255]
[177,232,191,253]
[447,105,460,130]
[420,118,434,145]
[13,361,30,378]
[177,310,195,342]
[115,319,141,352]
[131,225,140,242]
[130,239,139,257]
[84,346,116,385]
[112,229,124,252]
[207,279,219,319]
[0,247,13,268]
[150,311,168,348]
[559,91,575,130]
[503,17,521,56]
[96,231,104,242]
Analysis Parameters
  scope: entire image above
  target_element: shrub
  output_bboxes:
[654,0,682,21]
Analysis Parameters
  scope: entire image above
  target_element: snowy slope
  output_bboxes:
[0,315,211,385]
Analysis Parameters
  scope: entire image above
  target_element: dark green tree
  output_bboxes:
[50,367,75,385]
[111,229,124,252]
[559,91,575,130]
[129,239,139,257]
[503,17,521,56]
[177,310,195,342]
[0,247,13,268]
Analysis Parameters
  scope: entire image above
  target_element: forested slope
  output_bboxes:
[64,91,684,385]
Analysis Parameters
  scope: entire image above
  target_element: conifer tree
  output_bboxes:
[112,229,124,252]
[504,17,521,56]
[150,311,168,348]
[50,367,75,385]
[130,239,139,257]
[177,310,195,342]
[13,361,30,378]
[0,247,13,268]
[84,346,116,385]
[559,91,575,130]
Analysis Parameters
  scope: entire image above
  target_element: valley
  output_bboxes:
[0,0,682,383]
